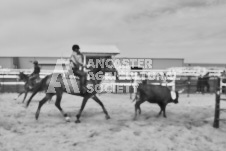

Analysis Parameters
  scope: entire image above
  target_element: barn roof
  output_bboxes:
[0,45,120,57]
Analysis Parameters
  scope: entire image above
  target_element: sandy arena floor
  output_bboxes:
[0,93,226,151]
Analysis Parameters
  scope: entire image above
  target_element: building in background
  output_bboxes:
[184,63,226,69]
[0,45,185,70]
[0,45,120,70]
[2,45,226,70]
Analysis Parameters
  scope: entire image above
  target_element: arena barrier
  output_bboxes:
[213,77,226,128]
[115,68,224,99]
[0,68,224,94]
[220,78,226,93]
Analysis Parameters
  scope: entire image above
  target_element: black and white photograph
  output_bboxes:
[0,0,226,151]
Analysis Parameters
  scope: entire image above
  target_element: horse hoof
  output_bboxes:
[65,117,71,122]
[75,120,81,123]
[106,115,110,120]
[35,112,39,120]
[35,116,39,120]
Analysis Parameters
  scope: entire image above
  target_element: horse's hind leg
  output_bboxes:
[35,93,53,120]
[22,91,28,103]
[54,93,70,122]
[92,95,110,120]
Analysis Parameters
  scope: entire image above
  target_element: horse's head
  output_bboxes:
[18,72,29,82]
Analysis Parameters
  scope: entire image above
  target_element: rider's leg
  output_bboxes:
[73,70,87,93]
[29,76,35,88]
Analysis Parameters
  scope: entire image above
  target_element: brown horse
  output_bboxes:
[26,58,118,123]
[16,72,41,103]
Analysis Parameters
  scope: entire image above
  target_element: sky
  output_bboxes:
[1,0,226,63]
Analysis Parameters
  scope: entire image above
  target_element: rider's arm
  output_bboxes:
[76,55,84,67]
[36,66,40,74]
[78,54,86,67]
[32,66,40,75]
[30,69,35,76]
[70,53,86,68]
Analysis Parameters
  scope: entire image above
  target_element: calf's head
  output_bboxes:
[171,89,184,104]
[170,91,179,104]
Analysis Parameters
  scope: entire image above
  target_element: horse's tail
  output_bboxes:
[26,75,49,108]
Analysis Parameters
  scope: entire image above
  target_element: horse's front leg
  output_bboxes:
[54,93,70,122]
[22,91,28,103]
[75,96,89,123]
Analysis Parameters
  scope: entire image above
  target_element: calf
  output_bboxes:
[134,84,182,120]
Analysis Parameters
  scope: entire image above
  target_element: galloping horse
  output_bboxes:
[26,58,118,123]
[16,72,41,103]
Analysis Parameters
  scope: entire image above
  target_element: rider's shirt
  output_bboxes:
[70,52,83,69]
[32,66,40,75]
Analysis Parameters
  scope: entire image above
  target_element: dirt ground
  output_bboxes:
[0,93,226,151]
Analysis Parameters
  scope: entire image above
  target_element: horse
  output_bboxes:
[15,72,41,103]
[26,58,118,123]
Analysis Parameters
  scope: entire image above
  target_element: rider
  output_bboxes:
[70,44,87,94]
[29,60,40,88]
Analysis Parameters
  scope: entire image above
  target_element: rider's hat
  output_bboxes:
[33,60,38,65]
[72,44,80,51]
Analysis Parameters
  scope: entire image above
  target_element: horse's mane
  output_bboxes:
[19,72,29,81]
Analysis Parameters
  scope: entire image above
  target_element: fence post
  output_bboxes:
[2,73,5,92]
[213,89,220,128]
[16,74,19,93]
[187,76,191,97]
[213,77,221,128]
[129,82,133,99]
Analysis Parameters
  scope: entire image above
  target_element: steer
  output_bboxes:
[134,83,183,120]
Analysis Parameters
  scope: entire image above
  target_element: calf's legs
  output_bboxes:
[158,103,167,118]
[134,100,145,120]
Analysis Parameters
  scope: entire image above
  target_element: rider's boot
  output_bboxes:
[80,78,86,94]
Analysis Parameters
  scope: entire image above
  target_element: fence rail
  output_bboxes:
[0,68,225,94]
[0,68,224,76]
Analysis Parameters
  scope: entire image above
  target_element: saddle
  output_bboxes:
[64,72,87,94]
[28,76,41,89]
[34,77,41,83]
